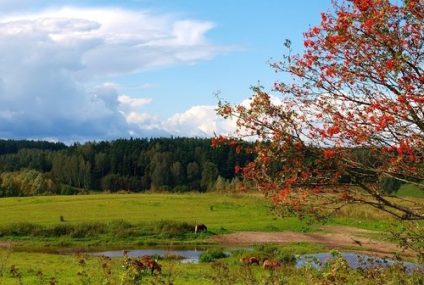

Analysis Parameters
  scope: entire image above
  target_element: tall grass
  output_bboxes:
[0,220,196,239]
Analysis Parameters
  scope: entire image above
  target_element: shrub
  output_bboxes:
[199,249,228,263]
[152,220,194,238]
[69,223,107,238]
[0,223,41,236]
[172,185,190,193]
[276,252,296,264]
[380,176,402,194]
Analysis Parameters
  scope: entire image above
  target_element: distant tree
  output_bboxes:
[150,152,172,190]
[94,152,109,178]
[171,161,185,186]
[187,162,200,181]
[213,176,227,192]
[187,161,201,190]
[101,174,125,192]
[0,137,251,194]
[201,162,219,191]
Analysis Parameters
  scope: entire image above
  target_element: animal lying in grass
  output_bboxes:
[262,259,281,270]
[240,256,260,265]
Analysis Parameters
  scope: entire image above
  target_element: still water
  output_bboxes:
[92,249,423,271]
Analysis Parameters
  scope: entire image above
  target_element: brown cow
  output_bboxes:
[263,259,281,270]
[194,224,207,233]
[240,257,260,265]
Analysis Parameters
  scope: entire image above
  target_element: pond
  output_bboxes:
[91,249,423,271]
[91,248,203,264]
[297,252,422,272]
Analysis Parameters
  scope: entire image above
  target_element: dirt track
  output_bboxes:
[211,226,411,257]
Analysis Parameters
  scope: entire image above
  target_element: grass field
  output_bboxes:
[397,183,424,198]
[0,192,406,249]
[0,193,320,250]
[0,192,402,230]
[0,192,421,284]
[0,193,311,232]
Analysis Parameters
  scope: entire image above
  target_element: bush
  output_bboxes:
[199,249,228,263]
[172,185,191,193]
[152,220,194,238]
[59,184,79,195]
[69,223,107,238]
[0,220,197,240]
[108,220,139,238]
[253,244,280,255]
[0,222,108,238]
[380,176,402,194]
[276,252,296,264]
[0,223,41,236]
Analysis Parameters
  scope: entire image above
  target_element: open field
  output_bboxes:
[0,192,421,284]
[0,193,312,232]
[0,192,401,231]
[0,192,416,250]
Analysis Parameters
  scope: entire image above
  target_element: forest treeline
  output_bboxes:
[0,138,253,196]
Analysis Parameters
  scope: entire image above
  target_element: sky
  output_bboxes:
[0,0,332,142]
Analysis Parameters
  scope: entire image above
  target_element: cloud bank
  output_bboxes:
[0,7,235,141]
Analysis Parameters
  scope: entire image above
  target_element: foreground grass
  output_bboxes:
[0,244,421,285]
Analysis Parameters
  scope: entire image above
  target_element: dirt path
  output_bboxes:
[211,226,411,257]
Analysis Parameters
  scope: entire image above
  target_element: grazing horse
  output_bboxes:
[140,255,153,263]
[240,257,260,265]
[263,259,281,270]
[140,256,161,274]
[145,260,162,274]
[194,224,207,233]
[131,259,146,270]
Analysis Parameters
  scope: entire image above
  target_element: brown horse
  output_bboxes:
[263,259,281,270]
[140,256,161,274]
[240,256,260,265]
[145,260,161,274]
[194,224,207,233]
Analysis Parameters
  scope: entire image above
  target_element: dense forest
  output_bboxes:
[0,138,253,196]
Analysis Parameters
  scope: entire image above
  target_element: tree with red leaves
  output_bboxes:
[216,0,424,222]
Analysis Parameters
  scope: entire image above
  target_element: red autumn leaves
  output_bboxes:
[215,0,424,220]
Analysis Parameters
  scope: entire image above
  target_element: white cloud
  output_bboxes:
[0,6,230,141]
[0,7,224,77]
[118,104,237,138]
[118,95,152,110]
[164,105,237,137]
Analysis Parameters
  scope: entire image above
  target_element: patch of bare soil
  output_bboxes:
[211,226,412,257]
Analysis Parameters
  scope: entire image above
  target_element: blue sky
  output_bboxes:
[0,0,331,141]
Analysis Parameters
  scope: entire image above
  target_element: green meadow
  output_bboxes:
[0,192,420,284]
[0,193,398,247]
